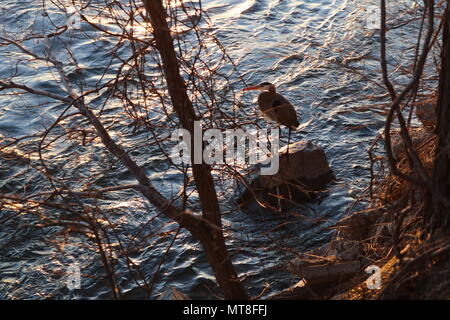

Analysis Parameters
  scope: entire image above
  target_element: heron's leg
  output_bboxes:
[287,128,291,162]
[276,185,282,213]
[277,125,282,154]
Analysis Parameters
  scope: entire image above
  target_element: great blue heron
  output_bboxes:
[243,82,300,155]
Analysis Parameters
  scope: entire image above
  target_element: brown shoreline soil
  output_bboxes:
[272,124,450,300]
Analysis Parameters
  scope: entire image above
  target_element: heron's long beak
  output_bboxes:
[243,85,261,91]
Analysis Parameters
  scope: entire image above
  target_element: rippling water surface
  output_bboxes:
[0,0,418,299]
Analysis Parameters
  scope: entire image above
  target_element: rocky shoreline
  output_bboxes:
[265,103,448,300]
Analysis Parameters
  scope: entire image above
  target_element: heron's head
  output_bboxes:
[243,82,275,92]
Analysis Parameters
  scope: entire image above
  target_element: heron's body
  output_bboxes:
[244,82,299,129]
[243,82,300,156]
[257,89,299,130]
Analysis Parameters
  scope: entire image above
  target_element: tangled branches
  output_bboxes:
[0,0,256,299]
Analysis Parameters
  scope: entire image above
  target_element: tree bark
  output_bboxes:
[427,1,450,234]
[143,0,248,299]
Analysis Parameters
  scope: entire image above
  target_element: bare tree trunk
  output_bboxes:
[427,1,450,234]
[143,0,248,299]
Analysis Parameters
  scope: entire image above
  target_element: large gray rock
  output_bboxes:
[238,140,335,211]
[259,141,335,189]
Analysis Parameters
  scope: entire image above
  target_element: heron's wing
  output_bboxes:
[263,94,300,129]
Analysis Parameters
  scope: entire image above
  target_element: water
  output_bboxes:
[0,0,421,299]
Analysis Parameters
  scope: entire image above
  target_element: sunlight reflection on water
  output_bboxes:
[0,0,420,299]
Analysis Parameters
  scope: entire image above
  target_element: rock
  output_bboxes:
[391,127,436,161]
[335,207,385,241]
[267,280,335,300]
[238,141,335,211]
[259,141,334,189]
[287,259,360,285]
[415,101,436,131]
[328,240,363,261]
[278,239,361,299]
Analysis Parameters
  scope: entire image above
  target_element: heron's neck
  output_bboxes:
[266,86,276,95]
